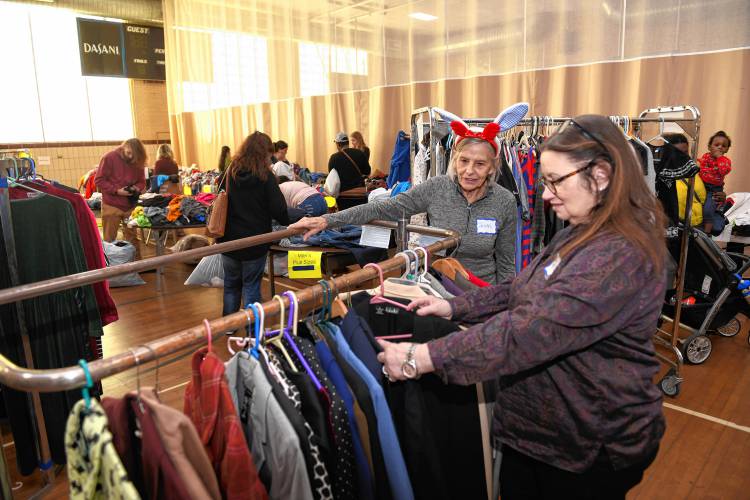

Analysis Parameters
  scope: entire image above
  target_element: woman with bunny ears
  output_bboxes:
[290,105,527,283]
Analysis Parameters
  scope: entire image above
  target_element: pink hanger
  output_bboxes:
[364,263,409,310]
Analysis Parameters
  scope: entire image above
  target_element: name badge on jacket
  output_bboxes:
[476,218,497,235]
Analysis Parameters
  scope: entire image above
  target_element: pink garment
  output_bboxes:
[195,193,217,206]
[279,181,321,208]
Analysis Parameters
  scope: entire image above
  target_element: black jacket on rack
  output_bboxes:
[351,294,488,500]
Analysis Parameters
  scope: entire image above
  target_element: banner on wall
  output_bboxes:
[77,18,125,77]
[77,18,166,80]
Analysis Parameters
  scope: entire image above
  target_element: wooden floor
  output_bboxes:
[4,244,750,498]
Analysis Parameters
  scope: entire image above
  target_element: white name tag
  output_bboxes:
[476,218,497,235]
[544,254,561,280]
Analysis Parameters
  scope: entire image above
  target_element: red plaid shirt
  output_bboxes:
[184,348,268,500]
[698,153,732,187]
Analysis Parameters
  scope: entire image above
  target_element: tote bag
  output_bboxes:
[206,177,229,238]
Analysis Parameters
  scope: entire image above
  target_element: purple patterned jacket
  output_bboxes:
[429,225,666,473]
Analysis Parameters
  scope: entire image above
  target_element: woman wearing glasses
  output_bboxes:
[378,115,667,498]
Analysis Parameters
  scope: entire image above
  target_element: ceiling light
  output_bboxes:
[409,12,438,22]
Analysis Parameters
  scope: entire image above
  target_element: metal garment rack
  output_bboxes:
[409,104,701,394]
[0,222,459,391]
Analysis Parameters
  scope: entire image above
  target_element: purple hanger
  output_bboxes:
[279,291,323,392]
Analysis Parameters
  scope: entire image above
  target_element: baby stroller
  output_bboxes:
[661,227,750,368]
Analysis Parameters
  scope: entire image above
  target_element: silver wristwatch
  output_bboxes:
[401,344,420,379]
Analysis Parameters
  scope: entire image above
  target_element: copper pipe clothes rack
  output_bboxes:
[0,223,460,392]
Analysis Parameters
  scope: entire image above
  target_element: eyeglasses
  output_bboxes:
[541,161,594,195]
[556,119,609,154]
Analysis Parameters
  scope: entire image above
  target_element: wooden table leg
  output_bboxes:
[268,250,276,296]
[155,230,164,293]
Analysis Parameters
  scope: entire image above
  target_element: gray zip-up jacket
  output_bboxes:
[324,175,517,283]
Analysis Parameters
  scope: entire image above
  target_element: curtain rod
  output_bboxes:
[0,228,460,393]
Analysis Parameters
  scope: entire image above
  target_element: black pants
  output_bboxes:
[500,445,657,500]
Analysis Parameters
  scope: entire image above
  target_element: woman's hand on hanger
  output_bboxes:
[376,341,434,382]
[289,216,328,240]
[406,296,453,320]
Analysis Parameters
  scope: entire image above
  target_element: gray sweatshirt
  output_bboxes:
[324,175,517,283]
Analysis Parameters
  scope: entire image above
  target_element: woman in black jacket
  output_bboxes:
[218,131,289,315]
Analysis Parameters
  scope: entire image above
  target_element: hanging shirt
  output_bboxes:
[285,336,359,500]
[1,194,100,475]
[102,394,193,500]
[21,181,118,325]
[314,338,375,500]
[387,131,411,188]
[262,350,334,500]
[225,352,313,500]
[184,348,268,500]
[325,323,414,500]
[140,389,221,500]
[317,324,392,500]
[351,294,488,500]
[65,399,140,500]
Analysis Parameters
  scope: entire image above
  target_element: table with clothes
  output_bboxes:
[127,193,214,228]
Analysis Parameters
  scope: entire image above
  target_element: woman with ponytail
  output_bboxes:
[218,131,289,315]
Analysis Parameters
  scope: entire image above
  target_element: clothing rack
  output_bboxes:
[409,104,702,394]
[0,161,55,491]
[0,223,459,392]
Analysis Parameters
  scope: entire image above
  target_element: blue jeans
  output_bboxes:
[222,254,266,315]
[299,194,328,217]
[287,194,328,223]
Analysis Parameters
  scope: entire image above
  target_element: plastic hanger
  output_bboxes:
[249,303,263,360]
[228,308,253,355]
[327,279,349,318]
[283,290,324,391]
[202,318,213,353]
[78,359,94,409]
[140,344,161,399]
[365,263,409,310]
[268,295,298,372]
[128,347,146,414]
[414,247,430,281]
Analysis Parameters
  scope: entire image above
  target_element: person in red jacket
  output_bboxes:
[95,138,147,259]
[698,131,732,200]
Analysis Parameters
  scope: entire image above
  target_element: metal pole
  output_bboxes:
[0,232,460,393]
[397,216,408,252]
[0,220,452,306]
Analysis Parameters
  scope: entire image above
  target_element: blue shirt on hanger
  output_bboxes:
[325,323,414,500]
[339,310,383,383]
[315,339,374,500]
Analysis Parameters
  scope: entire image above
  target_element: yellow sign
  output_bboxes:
[202,184,212,193]
[183,185,192,196]
[288,251,322,279]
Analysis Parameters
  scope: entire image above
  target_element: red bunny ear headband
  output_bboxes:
[450,121,500,154]
[432,104,530,157]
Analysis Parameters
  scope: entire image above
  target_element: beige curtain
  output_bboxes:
[163,0,750,193]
